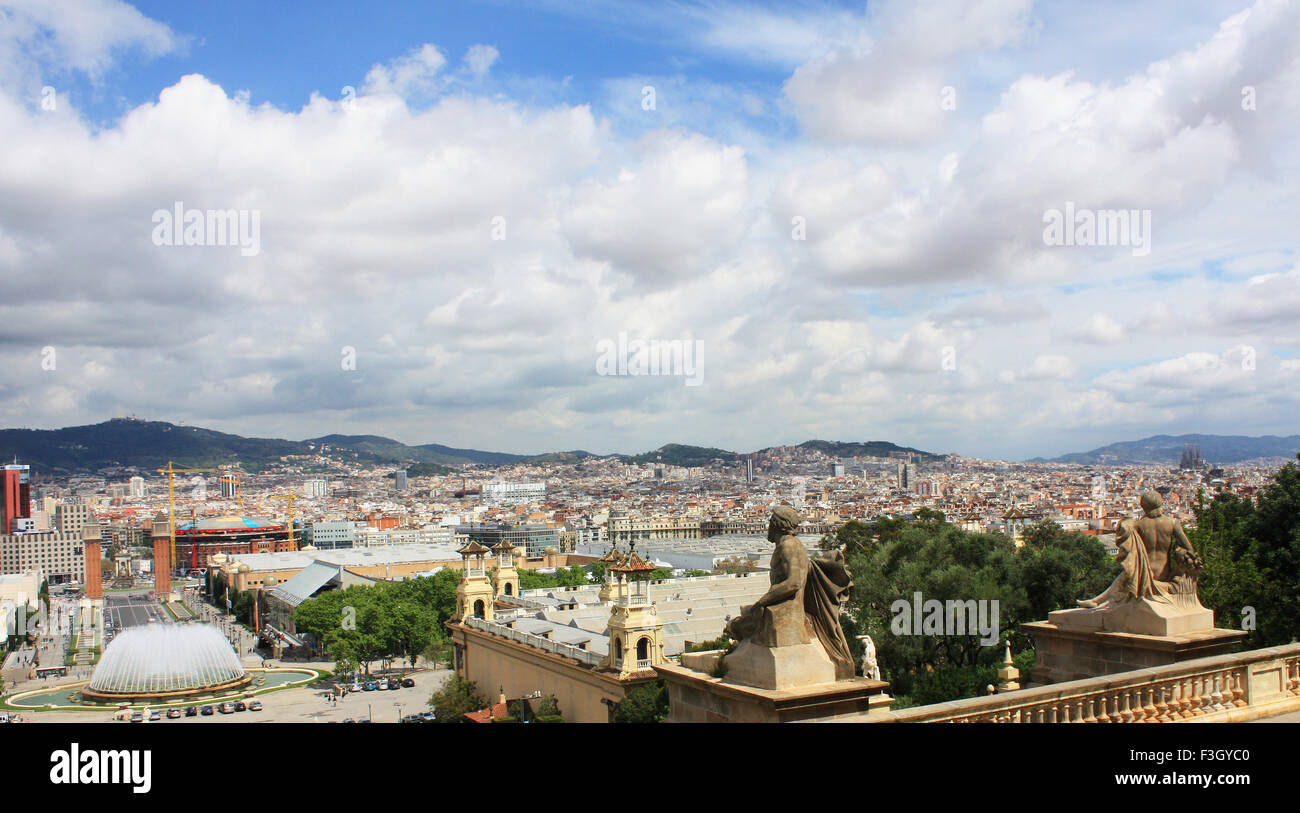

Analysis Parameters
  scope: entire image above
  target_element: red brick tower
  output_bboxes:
[152,530,171,597]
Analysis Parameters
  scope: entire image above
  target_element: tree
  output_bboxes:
[429,675,487,723]
[613,680,669,723]
[819,520,874,553]
[843,519,1115,699]
[1189,455,1300,647]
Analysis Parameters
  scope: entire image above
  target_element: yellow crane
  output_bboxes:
[155,462,217,576]
[269,493,300,551]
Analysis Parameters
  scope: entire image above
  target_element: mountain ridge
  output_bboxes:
[1030,433,1300,465]
[0,419,944,474]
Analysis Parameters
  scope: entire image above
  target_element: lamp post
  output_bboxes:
[395,702,403,723]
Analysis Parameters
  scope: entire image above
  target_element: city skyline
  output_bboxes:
[2,0,1298,461]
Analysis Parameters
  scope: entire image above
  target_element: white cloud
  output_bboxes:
[0,1,1298,460]
[464,44,499,77]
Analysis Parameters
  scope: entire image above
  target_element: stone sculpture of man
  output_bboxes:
[1078,490,1203,610]
[726,506,855,680]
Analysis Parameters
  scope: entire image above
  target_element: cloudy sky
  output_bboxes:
[1,0,1297,461]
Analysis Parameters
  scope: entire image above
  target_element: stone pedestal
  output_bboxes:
[657,662,891,723]
[1047,603,1214,638]
[1024,619,1247,684]
[722,638,836,691]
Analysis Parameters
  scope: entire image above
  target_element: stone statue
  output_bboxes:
[857,634,880,681]
[1078,490,1204,611]
[725,506,855,682]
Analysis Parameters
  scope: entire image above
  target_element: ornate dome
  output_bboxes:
[86,624,249,699]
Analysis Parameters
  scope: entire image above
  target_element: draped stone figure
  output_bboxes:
[1078,490,1204,611]
[725,506,855,684]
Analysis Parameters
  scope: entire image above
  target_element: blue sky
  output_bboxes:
[0,0,1298,460]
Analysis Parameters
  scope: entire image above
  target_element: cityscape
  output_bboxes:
[1,0,1298,793]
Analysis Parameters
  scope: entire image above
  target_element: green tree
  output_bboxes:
[429,675,487,722]
[843,520,1115,699]
[819,519,874,553]
[613,680,669,723]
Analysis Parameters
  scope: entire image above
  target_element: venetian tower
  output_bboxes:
[455,540,495,622]
[599,551,665,677]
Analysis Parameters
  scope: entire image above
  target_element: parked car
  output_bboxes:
[129,711,144,723]
[363,682,376,692]
[401,677,416,688]
[342,718,356,723]
[219,702,235,714]
[376,681,388,691]
[357,718,371,723]
[234,701,247,712]
[167,708,182,719]
[387,679,400,690]
[248,700,262,711]
[200,705,214,716]
[185,706,198,717]
[148,709,161,721]
[420,711,436,721]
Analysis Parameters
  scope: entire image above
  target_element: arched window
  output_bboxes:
[636,637,650,665]
[473,599,485,618]
[612,636,622,664]
[504,583,513,596]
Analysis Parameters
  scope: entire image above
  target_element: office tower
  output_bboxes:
[1,464,31,535]
[395,470,408,492]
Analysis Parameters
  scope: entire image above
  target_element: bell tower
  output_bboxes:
[455,540,495,622]
[600,552,665,677]
[491,541,520,599]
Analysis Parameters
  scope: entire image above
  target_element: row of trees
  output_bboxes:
[292,569,461,675]
[825,515,1118,702]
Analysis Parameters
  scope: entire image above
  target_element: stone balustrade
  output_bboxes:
[862,643,1300,723]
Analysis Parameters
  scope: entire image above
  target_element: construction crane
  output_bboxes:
[269,493,300,551]
[155,462,217,578]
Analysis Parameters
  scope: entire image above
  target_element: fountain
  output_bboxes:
[82,624,251,701]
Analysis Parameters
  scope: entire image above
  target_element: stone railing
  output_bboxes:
[462,615,602,667]
[865,643,1300,723]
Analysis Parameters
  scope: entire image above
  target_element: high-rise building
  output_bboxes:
[54,501,90,535]
[831,463,845,477]
[745,458,754,483]
[303,479,329,499]
[219,473,239,500]
[394,470,408,493]
[1,464,31,535]
[128,476,145,499]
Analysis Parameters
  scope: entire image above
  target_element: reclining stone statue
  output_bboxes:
[1078,490,1204,610]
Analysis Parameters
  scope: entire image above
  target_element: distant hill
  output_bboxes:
[792,439,942,462]
[620,443,737,467]
[0,419,311,474]
[1031,434,1300,465]
[0,419,941,474]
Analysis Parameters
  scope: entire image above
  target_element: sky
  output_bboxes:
[0,0,1298,461]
